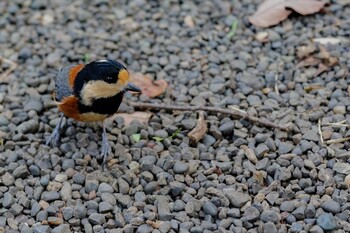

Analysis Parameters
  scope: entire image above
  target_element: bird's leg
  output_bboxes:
[101,121,111,169]
[46,113,64,147]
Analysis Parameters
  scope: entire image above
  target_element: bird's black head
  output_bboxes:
[73,59,140,106]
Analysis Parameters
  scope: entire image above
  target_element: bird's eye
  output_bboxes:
[104,76,114,82]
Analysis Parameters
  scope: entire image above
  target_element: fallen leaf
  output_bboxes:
[112,112,152,126]
[304,84,324,92]
[188,111,207,144]
[131,133,141,142]
[146,220,162,228]
[297,44,316,59]
[314,63,329,77]
[131,72,168,98]
[297,57,321,68]
[184,15,195,28]
[249,0,326,28]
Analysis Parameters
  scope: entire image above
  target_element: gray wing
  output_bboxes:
[55,65,75,101]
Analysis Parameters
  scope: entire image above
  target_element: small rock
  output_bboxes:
[223,189,250,207]
[260,210,281,223]
[321,200,341,213]
[173,161,189,174]
[317,213,339,231]
[33,225,51,233]
[13,165,30,178]
[51,224,70,233]
[202,201,218,216]
[333,162,350,175]
[88,213,106,225]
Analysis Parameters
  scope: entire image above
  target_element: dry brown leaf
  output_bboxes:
[249,0,326,28]
[188,111,207,144]
[146,220,162,228]
[113,112,152,126]
[131,72,168,98]
[297,44,316,59]
[314,63,329,77]
[297,56,321,68]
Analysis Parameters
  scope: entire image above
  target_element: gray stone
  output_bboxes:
[173,161,189,174]
[333,162,350,174]
[263,222,278,233]
[202,201,218,216]
[280,201,295,212]
[157,196,174,221]
[223,189,250,207]
[41,191,60,202]
[321,200,341,213]
[24,98,43,112]
[292,205,306,220]
[33,225,51,233]
[98,182,114,193]
[17,120,39,133]
[317,213,339,231]
[13,165,30,178]
[256,144,269,157]
[52,224,70,233]
[99,201,113,213]
[136,224,153,233]
[219,121,234,135]
[88,213,106,225]
[170,181,186,196]
[2,192,15,208]
[62,207,74,220]
[260,210,280,223]
[60,181,72,201]
[242,206,260,221]
[290,222,303,233]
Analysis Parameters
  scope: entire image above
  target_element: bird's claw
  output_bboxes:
[46,129,61,147]
[101,127,111,170]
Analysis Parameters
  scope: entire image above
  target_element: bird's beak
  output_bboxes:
[125,82,142,93]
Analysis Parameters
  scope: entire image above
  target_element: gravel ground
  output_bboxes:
[1,0,350,232]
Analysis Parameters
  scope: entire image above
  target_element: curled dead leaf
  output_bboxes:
[249,0,326,28]
[112,112,152,127]
[188,111,207,144]
[131,72,168,98]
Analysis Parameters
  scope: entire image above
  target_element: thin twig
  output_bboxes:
[318,119,324,144]
[323,120,349,128]
[274,73,279,95]
[129,102,291,132]
[325,137,350,145]
[0,57,17,82]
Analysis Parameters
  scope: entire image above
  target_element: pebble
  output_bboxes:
[2,1,350,233]
[317,213,339,231]
[202,201,218,216]
[173,161,189,174]
[260,210,281,223]
[321,200,341,213]
[88,213,106,225]
[223,189,250,207]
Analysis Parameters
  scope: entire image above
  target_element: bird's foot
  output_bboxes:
[46,114,64,147]
[101,124,111,170]
[46,128,61,147]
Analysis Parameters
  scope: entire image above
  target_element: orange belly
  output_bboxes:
[57,96,108,122]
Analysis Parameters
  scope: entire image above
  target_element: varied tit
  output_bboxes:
[46,59,141,167]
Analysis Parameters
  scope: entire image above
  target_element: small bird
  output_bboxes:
[46,59,141,167]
